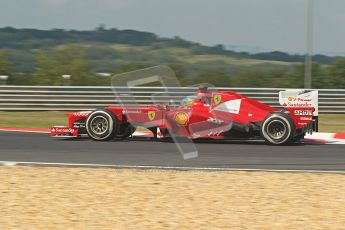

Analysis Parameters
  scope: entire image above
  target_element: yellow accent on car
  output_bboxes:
[213,94,222,105]
[148,111,155,121]
[174,112,189,125]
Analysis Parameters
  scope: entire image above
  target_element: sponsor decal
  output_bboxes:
[207,129,225,136]
[279,90,318,115]
[207,118,224,124]
[213,94,222,105]
[73,111,92,117]
[122,109,141,114]
[174,112,189,125]
[285,97,313,107]
[298,122,308,126]
[300,117,312,121]
[148,111,156,121]
[286,96,313,103]
[286,102,313,107]
[72,121,86,128]
[294,110,313,116]
[51,127,74,133]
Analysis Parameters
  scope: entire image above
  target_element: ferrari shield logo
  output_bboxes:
[213,94,222,105]
[148,111,156,121]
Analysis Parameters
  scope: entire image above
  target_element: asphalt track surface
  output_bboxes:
[1,131,345,171]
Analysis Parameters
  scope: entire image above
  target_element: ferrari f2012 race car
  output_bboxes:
[51,84,318,145]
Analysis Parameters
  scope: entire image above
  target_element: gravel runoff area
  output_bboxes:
[1,166,345,229]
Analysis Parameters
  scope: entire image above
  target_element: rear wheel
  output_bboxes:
[86,110,119,141]
[261,113,295,145]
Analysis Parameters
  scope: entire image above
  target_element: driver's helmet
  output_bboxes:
[180,96,196,106]
[197,85,208,93]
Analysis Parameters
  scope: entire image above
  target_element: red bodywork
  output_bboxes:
[51,90,314,139]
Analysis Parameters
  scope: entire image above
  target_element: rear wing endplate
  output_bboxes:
[279,90,319,131]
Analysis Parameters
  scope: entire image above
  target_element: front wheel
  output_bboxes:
[261,112,295,145]
[86,110,119,141]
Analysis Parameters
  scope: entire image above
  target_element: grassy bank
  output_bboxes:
[0,111,67,129]
[318,114,345,133]
[0,111,344,133]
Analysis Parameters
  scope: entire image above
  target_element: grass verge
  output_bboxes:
[0,111,67,129]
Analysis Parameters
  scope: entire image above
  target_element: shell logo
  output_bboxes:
[174,112,189,125]
[288,97,295,102]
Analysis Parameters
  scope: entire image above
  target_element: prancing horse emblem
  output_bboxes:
[148,111,156,121]
[213,94,222,105]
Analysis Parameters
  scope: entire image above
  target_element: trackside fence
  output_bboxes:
[0,86,344,113]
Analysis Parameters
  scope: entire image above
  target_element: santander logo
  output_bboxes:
[51,127,74,133]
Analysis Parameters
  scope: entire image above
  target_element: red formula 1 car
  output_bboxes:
[51,86,318,145]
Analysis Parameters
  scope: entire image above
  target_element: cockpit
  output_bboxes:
[180,96,197,106]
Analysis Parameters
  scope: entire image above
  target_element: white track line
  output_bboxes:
[0,128,50,134]
[1,129,345,144]
[1,161,345,174]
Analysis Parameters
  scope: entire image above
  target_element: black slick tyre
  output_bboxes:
[261,112,295,145]
[86,110,119,141]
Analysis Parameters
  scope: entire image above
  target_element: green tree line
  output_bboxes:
[0,27,336,66]
[1,45,345,88]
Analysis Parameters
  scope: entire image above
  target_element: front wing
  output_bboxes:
[51,126,78,137]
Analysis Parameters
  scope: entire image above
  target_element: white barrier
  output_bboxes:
[0,86,344,113]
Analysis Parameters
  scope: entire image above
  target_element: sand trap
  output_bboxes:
[1,166,345,229]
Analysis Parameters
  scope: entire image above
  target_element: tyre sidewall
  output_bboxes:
[261,113,295,145]
[86,110,118,141]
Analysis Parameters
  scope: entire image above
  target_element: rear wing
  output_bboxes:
[279,90,319,131]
